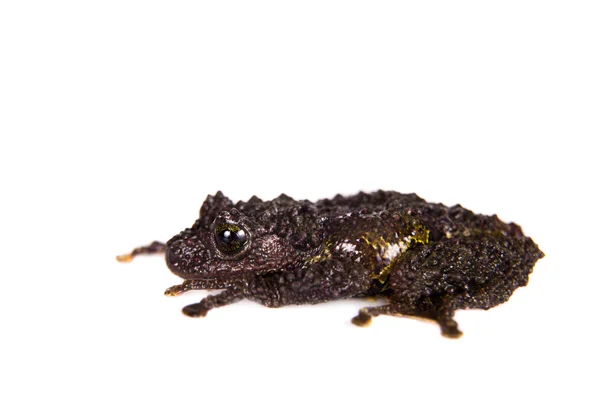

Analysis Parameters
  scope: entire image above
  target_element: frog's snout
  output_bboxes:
[164,234,212,279]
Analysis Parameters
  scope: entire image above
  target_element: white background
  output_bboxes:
[1,1,598,399]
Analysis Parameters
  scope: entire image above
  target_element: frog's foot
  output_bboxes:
[351,305,391,327]
[351,309,373,327]
[116,241,166,263]
[165,280,209,296]
[419,299,463,338]
[182,302,209,317]
[181,288,244,318]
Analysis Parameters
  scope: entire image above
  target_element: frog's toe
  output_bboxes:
[164,285,185,297]
[116,253,134,263]
[182,303,209,318]
[351,309,373,327]
[439,319,463,339]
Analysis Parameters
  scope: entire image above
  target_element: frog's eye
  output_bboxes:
[215,224,249,254]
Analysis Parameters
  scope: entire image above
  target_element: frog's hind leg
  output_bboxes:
[116,241,166,262]
[351,297,462,339]
[354,236,544,337]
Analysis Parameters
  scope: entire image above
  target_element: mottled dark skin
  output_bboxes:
[118,190,544,338]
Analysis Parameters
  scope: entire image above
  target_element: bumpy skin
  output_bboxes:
[118,191,544,338]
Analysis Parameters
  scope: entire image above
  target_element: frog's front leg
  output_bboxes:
[116,241,166,262]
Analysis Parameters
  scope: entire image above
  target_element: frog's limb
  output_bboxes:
[116,241,166,262]
[181,287,244,317]
[351,298,463,338]
[164,278,241,296]
[166,280,210,296]
[180,260,371,318]
[352,236,541,337]
[244,259,372,307]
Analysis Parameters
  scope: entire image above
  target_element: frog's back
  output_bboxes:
[315,190,428,215]
[316,190,527,241]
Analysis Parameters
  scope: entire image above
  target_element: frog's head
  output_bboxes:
[165,192,321,280]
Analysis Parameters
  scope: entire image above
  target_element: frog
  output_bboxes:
[117,190,544,338]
